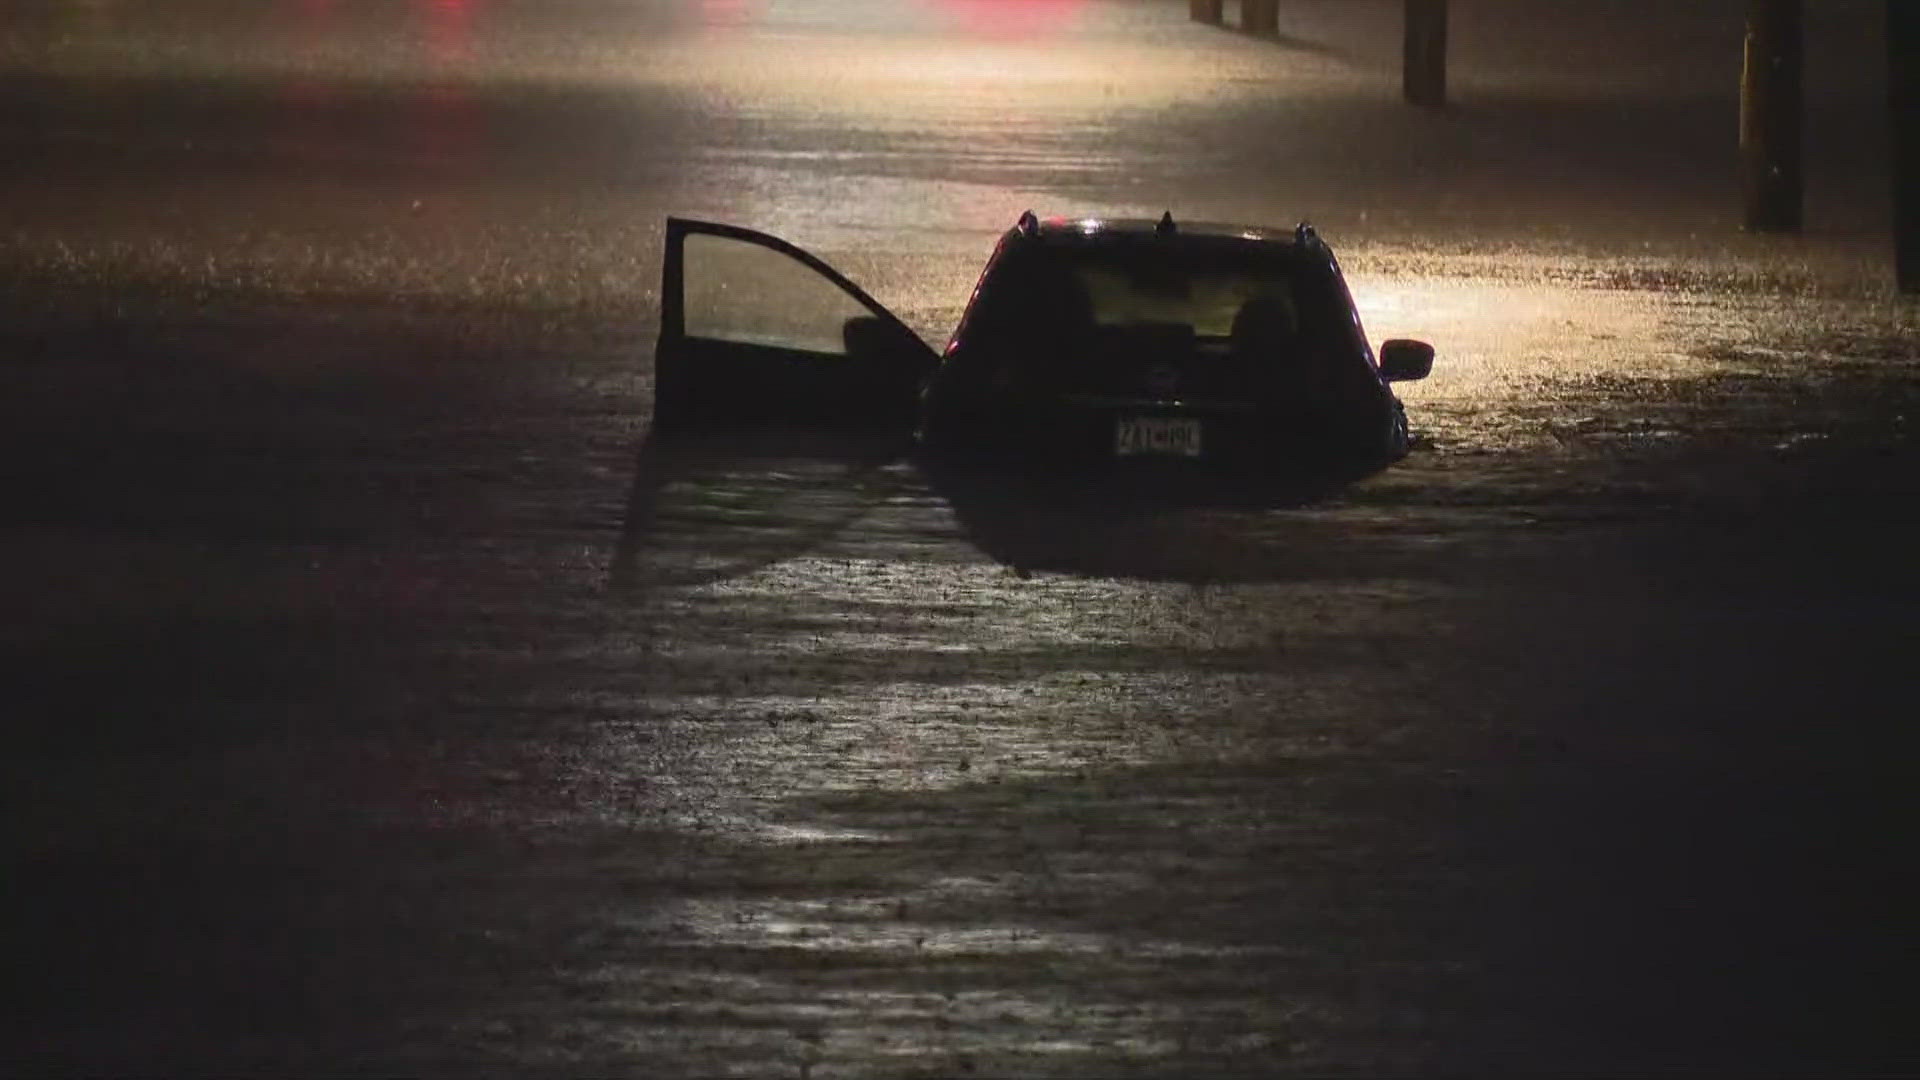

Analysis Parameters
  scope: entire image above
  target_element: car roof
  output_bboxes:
[1010,214,1324,256]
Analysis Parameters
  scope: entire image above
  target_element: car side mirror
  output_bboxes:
[1379,339,1434,382]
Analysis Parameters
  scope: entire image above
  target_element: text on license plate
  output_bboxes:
[1114,416,1202,457]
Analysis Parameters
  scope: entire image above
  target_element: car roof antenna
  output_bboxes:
[1295,220,1318,245]
[1017,210,1040,236]
[1157,210,1177,236]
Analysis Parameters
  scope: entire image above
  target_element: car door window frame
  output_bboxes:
[660,217,920,356]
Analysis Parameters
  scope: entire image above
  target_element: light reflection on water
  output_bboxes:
[5,3,1913,1073]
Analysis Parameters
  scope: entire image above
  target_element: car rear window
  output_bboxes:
[1023,242,1336,335]
[1068,251,1309,337]
[950,238,1361,399]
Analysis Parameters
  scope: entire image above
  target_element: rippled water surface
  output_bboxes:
[4,1,1916,1074]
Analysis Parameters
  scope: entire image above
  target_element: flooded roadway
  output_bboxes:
[3,0,1917,1074]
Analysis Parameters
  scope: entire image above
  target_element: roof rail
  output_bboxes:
[1017,210,1040,237]
[1156,210,1177,236]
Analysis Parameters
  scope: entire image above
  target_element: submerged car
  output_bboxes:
[652,211,1432,473]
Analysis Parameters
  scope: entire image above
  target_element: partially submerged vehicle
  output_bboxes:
[652,212,1432,474]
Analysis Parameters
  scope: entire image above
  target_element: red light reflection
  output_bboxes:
[700,0,759,30]
[425,0,476,67]
[417,0,480,165]
[932,0,1085,38]
[284,0,338,107]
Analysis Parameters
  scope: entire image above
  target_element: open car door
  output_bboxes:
[653,218,939,435]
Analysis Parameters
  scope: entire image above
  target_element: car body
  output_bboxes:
[652,212,1431,475]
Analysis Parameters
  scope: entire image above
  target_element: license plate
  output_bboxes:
[1114,416,1202,457]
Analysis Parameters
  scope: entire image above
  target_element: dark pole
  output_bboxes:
[1741,0,1803,233]
[1189,0,1222,26]
[1404,0,1448,109]
[1242,0,1278,36]
[1891,1,1920,291]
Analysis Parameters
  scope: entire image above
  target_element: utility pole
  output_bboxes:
[1243,0,1278,36]
[1404,0,1448,109]
[1892,2,1920,292]
[1740,0,1803,233]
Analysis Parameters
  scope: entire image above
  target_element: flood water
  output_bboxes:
[3,1,1916,1074]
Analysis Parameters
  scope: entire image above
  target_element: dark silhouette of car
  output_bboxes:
[652,212,1432,474]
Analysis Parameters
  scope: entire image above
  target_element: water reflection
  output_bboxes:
[416,0,480,162]
[931,0,1087,38]
[283,0,339,107]
[423,0,478,70]
[700,0,761,31]
[611,429,917,593]
[272,0,485,174]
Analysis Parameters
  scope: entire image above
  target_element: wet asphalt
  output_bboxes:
[3,1,1918,1074]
